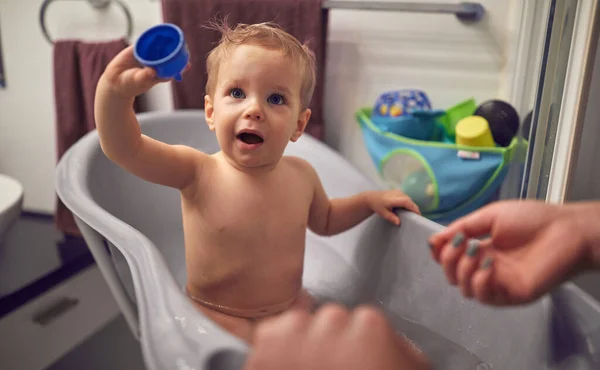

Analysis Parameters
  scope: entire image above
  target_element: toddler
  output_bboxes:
[95,21,420,343]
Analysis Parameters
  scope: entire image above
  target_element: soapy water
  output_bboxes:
[379,306,493,370]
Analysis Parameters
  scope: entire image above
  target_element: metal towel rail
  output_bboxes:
[39,0,133,44]
[322,1,485,22]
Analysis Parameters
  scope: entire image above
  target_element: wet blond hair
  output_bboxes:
[205,20,316,109]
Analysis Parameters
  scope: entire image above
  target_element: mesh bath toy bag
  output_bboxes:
[356,104,527,225]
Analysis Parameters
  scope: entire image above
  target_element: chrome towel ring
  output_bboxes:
[39,0,133,44]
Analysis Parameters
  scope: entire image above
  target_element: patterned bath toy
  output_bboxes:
[372,90,432,119]
[370,90,440,141]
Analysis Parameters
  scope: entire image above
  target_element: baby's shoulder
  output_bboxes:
[281,155,317,176]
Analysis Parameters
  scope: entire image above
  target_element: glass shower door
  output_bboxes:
[517,0,599,202]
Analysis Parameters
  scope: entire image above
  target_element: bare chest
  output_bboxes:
[190,166,313,246]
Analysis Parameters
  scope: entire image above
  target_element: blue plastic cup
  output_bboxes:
[134,23,189,81]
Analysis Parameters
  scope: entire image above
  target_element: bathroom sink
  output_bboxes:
[0,174,24,243]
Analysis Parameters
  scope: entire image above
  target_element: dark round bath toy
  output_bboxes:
[474,100,520,147]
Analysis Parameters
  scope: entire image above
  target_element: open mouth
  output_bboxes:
[236,131,264,145]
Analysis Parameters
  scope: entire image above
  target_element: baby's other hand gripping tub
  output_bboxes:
[56,110,600,370]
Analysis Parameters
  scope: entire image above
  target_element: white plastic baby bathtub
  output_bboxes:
[56,110,600,370]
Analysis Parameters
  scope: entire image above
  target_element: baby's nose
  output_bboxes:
[244,102,263,120]
[244,111,262,120]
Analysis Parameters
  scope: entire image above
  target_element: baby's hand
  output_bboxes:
[100,45,191,98]
[365,189,421,226]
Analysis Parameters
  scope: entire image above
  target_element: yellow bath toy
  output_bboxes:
[455,116,495,148]
[390,104,403,117]
[379,104,388,116]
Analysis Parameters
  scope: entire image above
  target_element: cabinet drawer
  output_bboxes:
[0,266,121,370]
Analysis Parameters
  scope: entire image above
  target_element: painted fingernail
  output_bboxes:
[481,256,493,269]
[427,241,434,250]
[466,239,480,257]
[452,232,465,248]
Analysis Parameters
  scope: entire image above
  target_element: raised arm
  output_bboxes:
[95,46,202,191]
[305,162,420,236]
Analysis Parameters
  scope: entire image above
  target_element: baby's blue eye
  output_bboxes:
[229,88,245,99]
[268,94,285,105]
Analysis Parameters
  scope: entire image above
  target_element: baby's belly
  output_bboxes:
[185,244,305,313]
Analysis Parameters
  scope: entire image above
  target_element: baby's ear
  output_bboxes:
[205,95,215,131]
[291,108,311,142]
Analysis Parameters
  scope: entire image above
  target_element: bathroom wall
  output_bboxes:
[0,0,522,213]
[0,0,169,213]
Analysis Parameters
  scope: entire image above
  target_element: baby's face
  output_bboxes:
[205,44,311,170]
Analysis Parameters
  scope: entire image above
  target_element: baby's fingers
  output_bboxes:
[106,46,141,73]
[133,67,157,85]
[377,207,401,226]
[387,197,421,215]
[118,67,162,91]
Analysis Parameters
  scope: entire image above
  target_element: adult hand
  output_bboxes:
[243,304,431,370]
[428,200,600,306]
